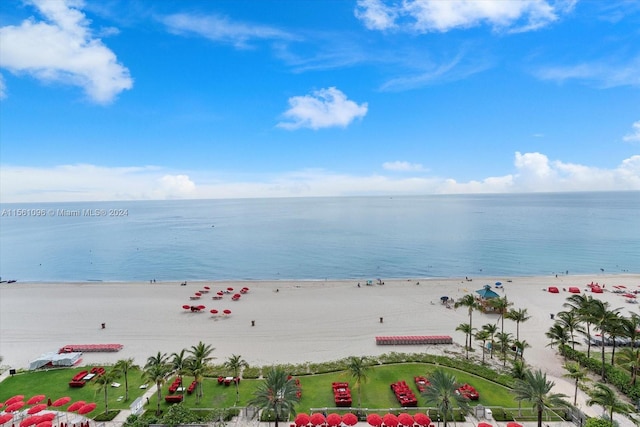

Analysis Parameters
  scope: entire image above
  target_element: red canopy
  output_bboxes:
[67,401,86,412]
[27,404,47,415]
[367,414,383,427]
[182,305,191,310]
[383,414,399,427]
[478,423,493,427]
[397,414,413,427]
[506,423,523,427]
[0,414,14,425]
[4,396,24,406]
[204,286,210,290]
[327,414,342,427]
[37,415,55,422]
[20,416,40,427]
[77,403,97,415]
[27,396,46,405]
[5,402,25,412]
[413,414,431,427]
[310,413,326,426]
[36,421,52,427]
[294,413,310,427]
[51,397,70,408]
[194,292,202,297]
[210,309,219,314]
[342,414,358,426]
[223,309,231,315]
[227,287,234,291]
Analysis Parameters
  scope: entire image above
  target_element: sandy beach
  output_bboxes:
[1,274,639,421]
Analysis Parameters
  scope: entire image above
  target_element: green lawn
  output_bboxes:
[0,362,526,418]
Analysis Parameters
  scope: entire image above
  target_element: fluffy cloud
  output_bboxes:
[162,13,292,49]
[382,161,425,172]
[0,0,132,103]
[277,87,368,130]
[355,0,567,33]
[623,120,640,143]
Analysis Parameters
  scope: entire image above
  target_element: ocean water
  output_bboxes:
[0,192,638,282]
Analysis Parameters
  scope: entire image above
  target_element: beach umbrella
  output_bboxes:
[342,414,358,426]
[204,286,210,290]
[223,309,231,315]
[413,414,431,426]
[210,309,218,315]
[27,405,47,415]
[5,396,24,406]
[77,404,96,415]
[37,415,55,422]
[478,423,493,427]
[5,402,25,412]
[227,287,234,292]
[233,293,241,299]
[217,291,224,296]
[197,305,206,310]
[194,292,202,297]
[326,413,342,427]
[310,413,326,426]
[182,305,191,310]
[66,402,85,412]
[36,422,52,427]
[382,414,398,427]
[397,414,413,427]
[294,413,310,427]
[367,414,383,427]
[27,396,46,405]
[0,414,14,425]
[506,423,523,427]
[19,417,40,427]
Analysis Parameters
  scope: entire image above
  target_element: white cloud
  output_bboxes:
[355,0,567,33]
[534,55,640,88]
[0,0,132,104]
[2,153,638,203]
[162,13,293,49]
[0,73,6,99]
[382,161,425,172]
[623,120,640,143]
[277,87,368,130]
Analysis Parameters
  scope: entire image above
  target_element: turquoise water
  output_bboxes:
[0,192,638,282]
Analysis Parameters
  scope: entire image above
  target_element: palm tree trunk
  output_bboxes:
[586,323,592,358]
[573,379,578,406]
[156,383,162,415]
[124,372,129,401]
[104,388,109,415]
[610,339,617,366]
[537,408,543,427]
[601,337,606,381]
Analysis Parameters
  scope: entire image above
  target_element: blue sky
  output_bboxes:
[0,0,639,202]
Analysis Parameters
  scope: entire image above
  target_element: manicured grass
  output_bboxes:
[0,366,149,416]
[2,362,527,416]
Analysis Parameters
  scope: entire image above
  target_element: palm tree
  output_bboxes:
[562,362,591,406]
[143,351,170,416]
[621,313,640,350]
[475,329,491,364]
[113,358,136,401]
[605,313,625,366]
[512,369,568,427]
[564,294,596,358]
[346,356,370,408]
[188,341,215,400]
[506,307,531,342]
[248,366,300,427]
[454,294,479,354]
[225,354,249,405]
[422,368,470,427]
[546,323,571,355]
[490,296,512,333]
[590,300,621,380]
[171,349,189,396]
[615,347,640,386]
[586,382,637,424]
[514,340,530,361]
[94,369,118,415]
[495,331,513,366]
[556,310,584,351]
[511,359,527,416]
[455,323,473,359]
[482,323,498,359]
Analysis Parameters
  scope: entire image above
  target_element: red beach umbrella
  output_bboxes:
[182,305,191,310]
[397,414,413,427]
[204,286,210,290]
[295,413,310,427]
[367,414,383,427]
[233,293,241,299]
[36,422,52,427]
[478,423,493,427]
[310,413,326,426]
[27,396,46,405]
[5,402,25,412]
[413,414,431,427]
[194,292,202,297]
[210,309,218,315]
[217,291,224,296]
[197,305,206,310]
[382,414,399,427]
[506,423,523,427]
[19,417,40,427]
[5,396,24,406]
[326,414,342,427]
[77,403,96,415]
[27,405,47,415]
[342,414,358,426]
[0,414,14,425]
[37,415,55,422]
[227,287,234,291]
[66,401,85,412]
[223,309,231,315]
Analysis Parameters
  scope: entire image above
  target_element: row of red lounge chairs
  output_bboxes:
[68,366,105,388]
[332,382,352,407]
[375,336,453,345]
[390,381,418,407]
[456,383,479,400]
[414,376,430,393]
[217,376,241,386]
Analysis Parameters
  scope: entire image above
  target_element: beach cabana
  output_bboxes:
[476,285,499,299]
[548,286,559,293]
[568,287,580,293]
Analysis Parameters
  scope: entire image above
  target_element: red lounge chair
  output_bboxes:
[164,395,183,403]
